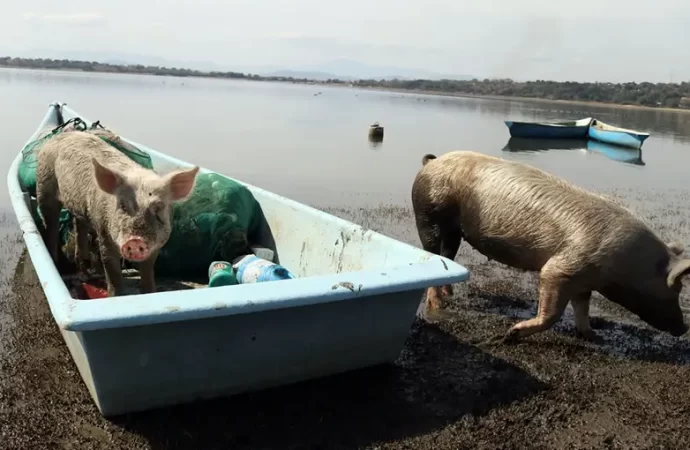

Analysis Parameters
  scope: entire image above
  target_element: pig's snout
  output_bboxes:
[120,237,150,261]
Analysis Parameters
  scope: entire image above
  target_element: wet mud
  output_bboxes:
[2,188,690,449]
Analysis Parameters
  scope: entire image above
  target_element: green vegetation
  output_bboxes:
[0,56,285,82]
[352,78,690,109]
[1,56,689,109]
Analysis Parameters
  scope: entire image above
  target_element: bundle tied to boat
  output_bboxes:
[18,118,262,279]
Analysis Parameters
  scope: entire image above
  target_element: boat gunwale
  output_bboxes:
[505,117,593,128]
[8,102,470,332]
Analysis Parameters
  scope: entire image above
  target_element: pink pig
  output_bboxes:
[36,130,199,296]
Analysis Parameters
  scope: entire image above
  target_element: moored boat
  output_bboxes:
[587,119,650,149]
[504,117,593,139]
[7,102,470,417]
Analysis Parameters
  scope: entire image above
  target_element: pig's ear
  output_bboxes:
[668,241,685,256]
[164,166,199,201]
[92,158,123,194]
[667,259,690,289]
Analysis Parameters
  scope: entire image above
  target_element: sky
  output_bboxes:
[1,0,689,82]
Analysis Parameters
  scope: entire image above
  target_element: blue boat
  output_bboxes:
[588,119,650,149]
[7,101,471,417]
[586,139,645,166]
[504,117,593,139]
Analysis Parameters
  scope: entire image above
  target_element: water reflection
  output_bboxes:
[502,137,587,152]
[501,137,644,166]
[368,134,384,150]
[586,140,645,166]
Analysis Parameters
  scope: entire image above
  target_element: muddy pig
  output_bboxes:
[36,131,199,296]
[411,150,690,342]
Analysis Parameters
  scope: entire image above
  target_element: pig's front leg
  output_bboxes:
[98,237,125,297]
[138,249,160,294]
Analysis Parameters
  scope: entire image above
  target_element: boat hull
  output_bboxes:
[504,118,592,139]
[588,121,650,149]
[8,102,470,417]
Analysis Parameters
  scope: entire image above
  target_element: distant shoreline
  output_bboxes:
[346,85,690,114]
[1,56,689,114]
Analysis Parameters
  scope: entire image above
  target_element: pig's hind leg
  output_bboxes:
[570,291,598,341]
[36,175,63,265]
[414,209,462,309]
[439,227,462,297]
[74,217,92,277]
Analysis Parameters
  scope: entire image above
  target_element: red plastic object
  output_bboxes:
[81,282,109,299]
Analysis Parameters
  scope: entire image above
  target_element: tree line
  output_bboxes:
[352,78,690,109]
[1,56,688,109]
[0,56,298,83]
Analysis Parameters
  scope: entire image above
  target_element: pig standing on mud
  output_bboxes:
[36,131,199,296]
[411,150,690,341]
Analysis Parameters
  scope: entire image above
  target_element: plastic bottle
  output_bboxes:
[208,261,238,287]
[232,254,296,284]
[249,245,275,262]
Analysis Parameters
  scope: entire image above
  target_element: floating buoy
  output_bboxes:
[368,122,384,139]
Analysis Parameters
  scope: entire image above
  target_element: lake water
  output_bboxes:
[1,67,690,210]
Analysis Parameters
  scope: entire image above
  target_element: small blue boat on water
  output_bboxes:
[588,119,650,150]
[504,117,593,139]
[586,139,645,166]
[8,102,471,417]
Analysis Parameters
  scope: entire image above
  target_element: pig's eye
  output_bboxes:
[118,200,129,213]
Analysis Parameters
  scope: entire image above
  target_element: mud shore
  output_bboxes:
[1,188,690,449]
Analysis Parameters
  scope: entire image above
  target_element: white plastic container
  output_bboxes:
[232,254,296,284]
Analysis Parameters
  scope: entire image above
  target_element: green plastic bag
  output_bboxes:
[154,172,261,278]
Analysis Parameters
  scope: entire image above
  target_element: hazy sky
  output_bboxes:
[1,0,689,82]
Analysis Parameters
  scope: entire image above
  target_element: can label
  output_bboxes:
[209,261,231,278]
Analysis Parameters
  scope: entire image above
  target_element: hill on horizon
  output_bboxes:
[1,49,475,81]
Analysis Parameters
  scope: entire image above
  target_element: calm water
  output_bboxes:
[1,67,690,209]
